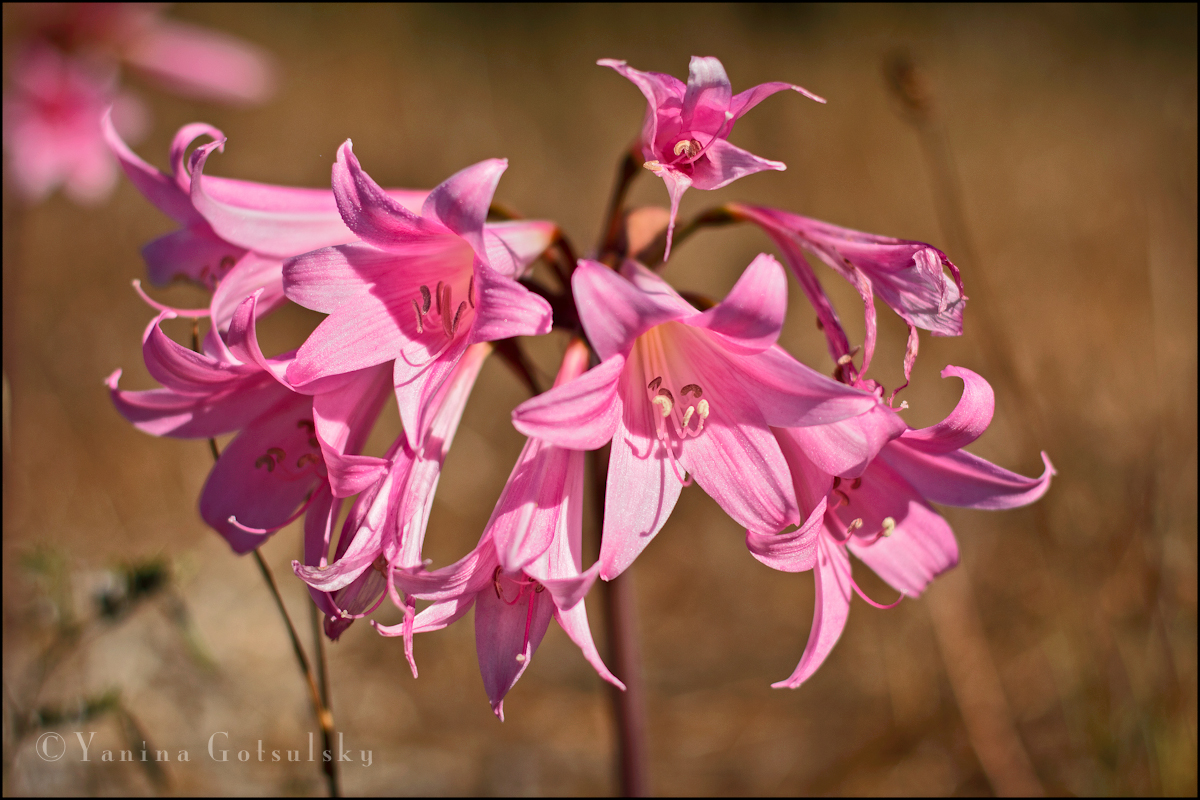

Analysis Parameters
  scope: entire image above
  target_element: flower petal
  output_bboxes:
[422,159,507,261]
[102,108,199,226]
[881,445,1055,511]
[773,534,852,688]
[469,262,553,342]
[573,260,687,361]
[475,583,554,720]
[687,252,786,354]
[483,220,556,278]
[784,401,907,478]
[331,139,441,250]
[746,495,827,572]
[689,137,785,192]
[681,56,732,133]
[900,365,995,454]
[140,226,247,288]
[123,19,276,105]
[511,355,624,451]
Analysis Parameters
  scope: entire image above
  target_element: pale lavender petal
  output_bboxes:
[900,365,995,454]
[141,313,252,393]
[312,361,392,454]
[483,220,556,278]
[511,355,624,451]
[773,533,852,688]
[393,335,471,451]
[573,260,687,361]
[746,495,827,572]
[881,445,1055,511]
[688,253,786,354]
[469,262,553,342]
[422,159,507,261]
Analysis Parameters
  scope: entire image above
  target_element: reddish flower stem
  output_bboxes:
[591,445,649,797]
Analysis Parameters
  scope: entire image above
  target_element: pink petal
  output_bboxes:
[881,445,1055,511]
[900,365,995,454]
[123,19,276,105]
[140,227,246,288]
[189,141,364,257]
[210,252,286,332]
[102,108,199,226]
[573,260,687,361]
[729,81,825,126]
[746,495,827,572]
[311,361,392,454]
[106,368,284,439]
[475,580,554,720]
[199,394,322,553]
[553,590,625,690]
[490,440,578,573]
[511,355,624,451]
[469,262,553,342]
[286,289,408,388]
[681,56,732,133]
[688,252,786,353]
[422,158,507,261]
[597,58,685,160]
[773,533,852,688]
[483,220,556,278]
[784,401,907,479]
[598,376,684,580]
[283,242,408,315]
[331,139,440,250]
[688,137,785,192]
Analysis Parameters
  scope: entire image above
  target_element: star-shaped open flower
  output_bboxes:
[748,366,1054,688]
[600,55,824,260]
[513,255,878,578]
[283,141,555,448]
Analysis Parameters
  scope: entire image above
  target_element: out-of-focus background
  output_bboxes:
[3,4,1195,796]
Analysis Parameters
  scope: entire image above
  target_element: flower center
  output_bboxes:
[411,276,474,339]
[253,419,326,481]
[634,324,714,485]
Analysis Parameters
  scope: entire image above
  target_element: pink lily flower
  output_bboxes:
[107,293,390,573]
[3,44,147,204]
[729,203,966,389]
[292,343,493,647]
[283,141,555,448]
[381,343,622,719]
[600,56,824,260]
[754,366,1054,688]
[513,255,878,579]
[103,113,430,331]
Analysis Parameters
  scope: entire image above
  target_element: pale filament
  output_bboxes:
[410,278,472,341]
[491,566,544,663]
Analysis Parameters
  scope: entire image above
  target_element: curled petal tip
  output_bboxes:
[105,368,123,388]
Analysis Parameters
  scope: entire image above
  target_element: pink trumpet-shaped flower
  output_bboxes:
[283,141,555,448]
[103,114,430,330]
[292,343,493,645]
[729,203,966,388]
[755,366,1054,688]
[3,44,147,204]
[600,56,824,260]
[381,341,622,719]
[107,292,390,582]
[513,256,878,579]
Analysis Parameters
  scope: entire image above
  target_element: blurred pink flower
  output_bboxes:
[731,203,966,389]
[381,341,622,719]
[283,141,554,448]
[513,256,877,579]
[600,55,823,260]
[3,44,146,204]
[752,366,1055,688]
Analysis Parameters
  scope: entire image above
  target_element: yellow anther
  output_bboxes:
[881,517,896,536]
[643,160,663,172]
[682,407,695,428]
[652,395,673,417]
[837,354,854,365]
[899,401,910,410]
[673,139,701,158]
[848,518,864,531]
[697,398,710,419]
[515,654,526,663]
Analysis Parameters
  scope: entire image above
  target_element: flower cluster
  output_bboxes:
[3,3,274,205]
[107,56,1053,718]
